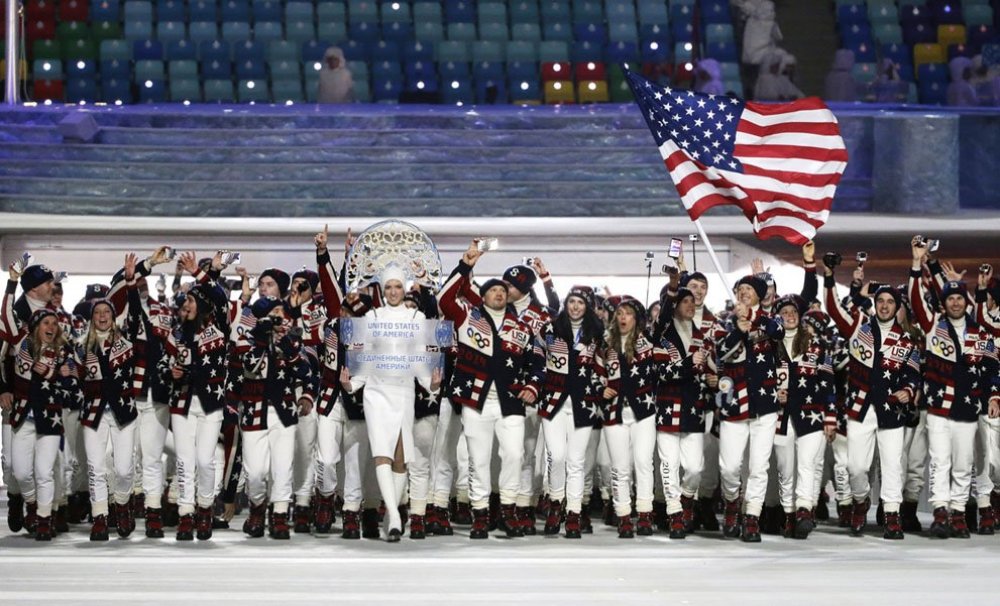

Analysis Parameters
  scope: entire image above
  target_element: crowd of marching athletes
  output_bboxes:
[2,227,999,544]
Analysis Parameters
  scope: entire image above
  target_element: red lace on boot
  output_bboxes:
[669,511,687,539]
[195,506,213,540]
[544,500,563,535]
[409,514,426,539]
[502,505,523,538]
[116,502,135,538]
[271,512,291,539]
[978,507,996,535]
[90,514,109,541]
[176,514,195,540]
[35,516,53,541]
[341,510,361,539]
[617,515,634,538]
[950,510,971,538]
[314,495,334,533]
[470,508,489,539]
[564,511,582,538]
[145,508,164,538]
[723,499,741,537]
[243,504,266,538]
[435,505,454,535]
[636,511,655,536]
[517,506,536,536]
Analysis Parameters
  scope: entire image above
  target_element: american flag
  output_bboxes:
[625,68,848,245]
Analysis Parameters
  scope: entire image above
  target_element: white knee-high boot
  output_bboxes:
[393,471,408,508]
[375,464,401,533]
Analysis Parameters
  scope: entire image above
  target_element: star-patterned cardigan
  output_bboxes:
[597,332,658,426]
[774,333,835,437]
[77,280,144,429]
[536,323,604,429]
[825,276,921,429]
[715,307,784,421]
[438,260,543,417]
[10,340,80,434]
[910,273,999,422]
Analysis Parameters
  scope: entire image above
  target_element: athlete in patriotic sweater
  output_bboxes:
[654,286,716,539]
[437,240,543,539]
[825,261,921,539]
[908,238,1000,538]
[715,275,783,543]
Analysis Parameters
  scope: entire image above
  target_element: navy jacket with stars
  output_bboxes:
[158,319,229,417]
[438,260,543,417]
[10,340,80,435]
[910,272,999,423]
[537,323,604,429]
[239,331,315,431]
[774,332,834,437]
[597,332,658,426]
[716,306,784,421]
[77,281,144,429]
[654,319,713,433]
[825,276,921,430]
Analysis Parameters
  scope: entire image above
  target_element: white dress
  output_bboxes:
[350,303,428,461]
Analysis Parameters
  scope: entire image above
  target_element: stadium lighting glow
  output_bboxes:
[43,62,51,71]
[44,99,52,105]
[684,43,693,51]
[554,82,562,90]
[145,80,153,88]
[392,2,400,9]
[650,42,659,50]
[553,63,561,72]
[285,100,294,105]
[684,62,693,71]
[588,82,597,91]
[183,100,191,105]
[417,81,425,89]
[77,61,85,69]
[587,62,595,70]
[314,62,322,71]
[451,80,460,89]
[114,100,123,105]
[520,81,529,90]
[247,81,255,88]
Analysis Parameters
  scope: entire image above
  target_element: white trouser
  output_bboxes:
[903,410,928,502]
[926,414,978,512]
[315,404,344,498]
[430,399,463,508]
[456,427,470,502]
[582,426,600,507]
[517,406,544,507]
[409,415,438,516]
[603,412,656,516]
[342,418,376,511]
[975,416,1000,508]
[11,422,37,502]
[656,431,705,514]
[171,397,223,515]
[700,416,720,496]
[292,408,317,507]
[2,419,18,494]
[138,397,170,506]
[822,433,851,505]
[719,413,778,517]
[541,407,593,513]
[462,395,524,509]
[83,413,137,517]
[773,425,826,511]
[242,407,296,514]
[596,430,613,500]
[11,422,61,516]
[62,409,87,494]
[847,409,904,511]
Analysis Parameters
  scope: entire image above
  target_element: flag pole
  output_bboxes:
[692,218,733,295]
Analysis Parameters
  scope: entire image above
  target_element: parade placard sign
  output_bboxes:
[341,318,454,378]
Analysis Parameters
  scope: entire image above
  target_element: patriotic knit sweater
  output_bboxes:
[537,320,604,429]
[438,260,543,417]
[654,317,713,433]
[910,274,999,422]
[597,331,658,426]
[10,339,80,434]
[239,329,315,431]
[825,276,921,429]
[716,306,784,421]
[77,282,144,429]
[774,329,835,437]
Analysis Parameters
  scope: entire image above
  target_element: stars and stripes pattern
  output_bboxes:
[624,68,848,246]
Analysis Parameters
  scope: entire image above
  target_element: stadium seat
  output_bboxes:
[170,77,202,102]
[33,39,62,60]
[436,40,470,63]
[913,43,946,68]
[254,22,283,44]
[169,59,198,79]
[372,40,401,62]
[372,76,401,102]
[349,0,378,23]
[705,23,735,44]
[478,2,507,25]
[441,76,474,104]
[201,57,231,78]
[575,60,605,81]
[135,58,165,81]
[221,0,251,21]
[606,40,640,63]
[124,20,154,43]
[918,78,946,104]
[234,40,265,63]
[34,78,65,102]
[92,21,122,41]
[447,22,477,42]
[702,1,732,25]
[102,76,132,102]
[189,21,218,44]
[189,0,216,21]
[964,5,993,27]
[475,76,507,103]
[937,25,966,47]
[285,1,313,21]
[254,0,281,22]
[33,58,63,78]
[509,76,541,103]
[235,58,266,79]
[124,0,153,21]
[91,0,120,21]
[156,21,186,43]
[272,77,303,103]
[204,78,236,101]
[66,77,99,102]
[100,57,130,78]
[301,40,327,63]
[873,23,903,45]
[571,40,602,62]
[221,21,251,43]
[237,79,268,102]
[540,1,571,23]
[572,0,603,24]
[512,23,543,42]
[137,78,167,103]
[577,80,609,103]
[404,40,435,62]
[444,0,475,23]
[286,21,317,44]
[472,41,504,62]
[868,3,899,24]
[473,60,504,81]
[439,59,470,78]
[538,40,570,62]
[510,1,539,24]
[415,21,445,42]
[413,2,443,23]
[58,0,89,21]
[133,39,164,60]
[541,60,570,81]
[543,79,574,103]
[609,21,639,43]
[507,40,538,62]
[574,23,608,45]
[507,60,537,80]
[156,0,185,22]
[637,0,668,25]
[200,39,230,63]
[543,21,573,42]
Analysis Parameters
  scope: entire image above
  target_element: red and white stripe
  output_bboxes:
[659,98,847,246]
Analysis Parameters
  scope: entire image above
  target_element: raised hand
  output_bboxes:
[531,257,548,277]
[148,246,173,266]
[124,252,139,281]
[802,240,815,264]
[179,251,198,275]
[940,261,966,283]
[339,367,353,392]
[315,223,328,251]
[979,265,993,290]
[751,258,765,275]
[462,240,483,266]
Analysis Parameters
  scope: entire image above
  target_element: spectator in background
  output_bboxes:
[694,59,726,96]
[317,47,354,104]
[735,0,782,86]
[970,55,998,106]
[947,56,978,107]
[824,49,858,102]
[754,49,804,101]
[873,58,908,103]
